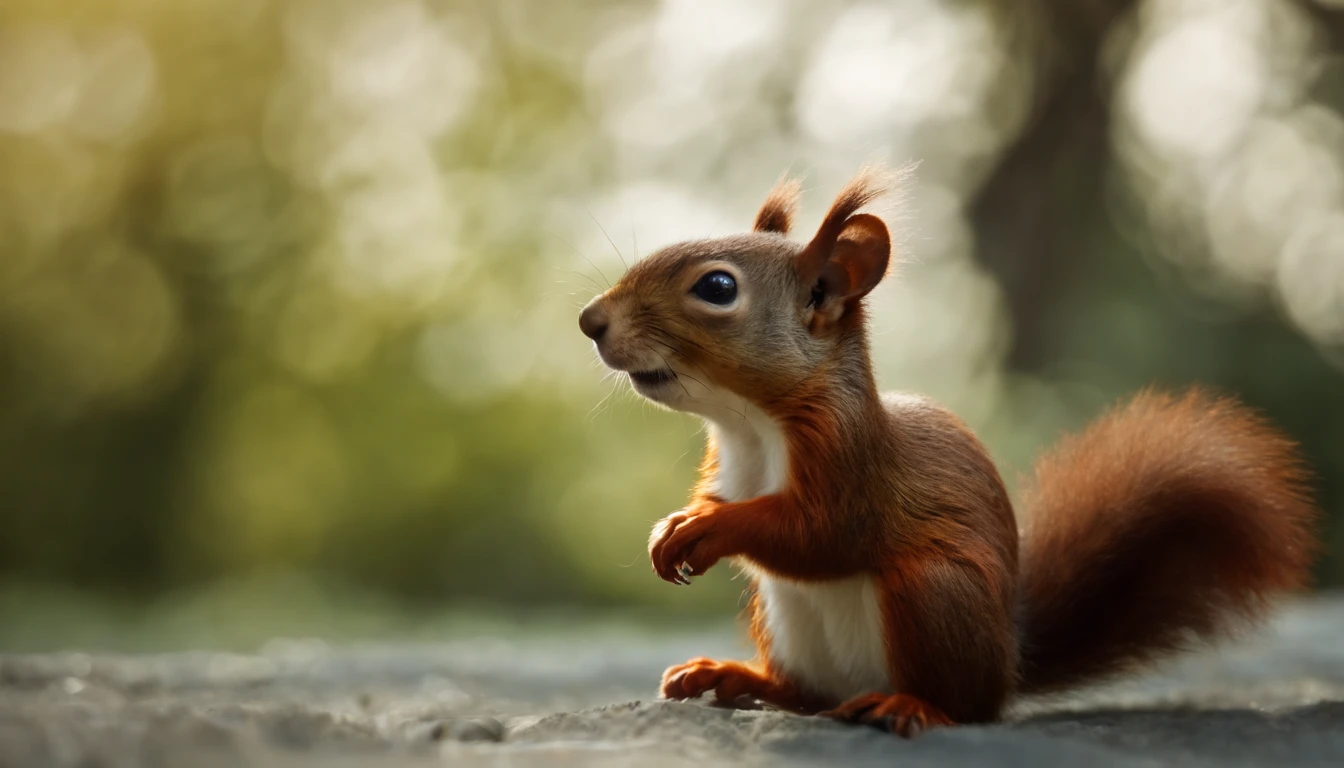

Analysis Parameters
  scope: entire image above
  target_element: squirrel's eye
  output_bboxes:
[691,271,738,306]
[807,282,825,309]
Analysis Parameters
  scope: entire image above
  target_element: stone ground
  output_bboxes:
[4,597,1344,767]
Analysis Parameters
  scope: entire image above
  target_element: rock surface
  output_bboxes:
[4,597,1344,767]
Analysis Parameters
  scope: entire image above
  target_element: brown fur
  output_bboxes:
[797,164,893,285]
[1015,388,1319,694]
[754,174,801,235]
[578,166,1320,738]
[821,692,953,735]
[661,656,831,714]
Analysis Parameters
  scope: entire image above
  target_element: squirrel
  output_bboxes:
[576,165,1319,737]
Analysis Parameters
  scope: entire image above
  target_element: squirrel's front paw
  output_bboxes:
[661,658,750,702]
[649,509,721,585]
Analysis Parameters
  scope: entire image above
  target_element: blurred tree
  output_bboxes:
[973,0,1344,580]
[0,0,1341,625]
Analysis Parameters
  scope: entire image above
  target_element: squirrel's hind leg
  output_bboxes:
[821,692,953,738]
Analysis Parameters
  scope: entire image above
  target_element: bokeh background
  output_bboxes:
[1,0,1342,650]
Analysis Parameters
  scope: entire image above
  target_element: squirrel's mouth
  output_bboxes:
[629,368,676,388]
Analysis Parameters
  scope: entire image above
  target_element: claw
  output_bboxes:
[678,562,694,582]
[823,693,952,739]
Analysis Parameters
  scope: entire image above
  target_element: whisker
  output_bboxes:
[675,443,699,466]
[688,360,750,430]
[686,395,750,426]
[652,329,717,359]
[635,333,749,428]
[654,350,695,403]
[586,373,624,424]
[777,368,814,403]
[552,266,604,294]
[584,356,625,419]
[643,328,708,360]
[545,229,612,289]
[538,294,589,313]
[586,207,629,272]
[670,367,710,391]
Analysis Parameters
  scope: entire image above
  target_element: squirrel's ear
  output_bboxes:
[800,213,891,327]
[796,165,895,323]
[754,175,801,235]
[818,214,891,302]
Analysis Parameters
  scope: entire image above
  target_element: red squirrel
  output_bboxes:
[576,166,1319,737]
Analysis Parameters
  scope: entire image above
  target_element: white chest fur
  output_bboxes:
[751,570,891,702]
[705,401,892,703]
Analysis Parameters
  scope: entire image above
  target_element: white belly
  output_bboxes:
[752,570,892,702]
[693,393,889,703]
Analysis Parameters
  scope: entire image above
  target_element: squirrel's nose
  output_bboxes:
[579,301,609,341]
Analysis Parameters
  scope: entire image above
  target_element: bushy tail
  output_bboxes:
[1015,388,1318,695]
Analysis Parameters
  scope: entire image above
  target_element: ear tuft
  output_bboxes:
[754,174,802,234]
[794,163,907,284]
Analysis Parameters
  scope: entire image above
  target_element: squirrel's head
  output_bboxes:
[578,166,896,418]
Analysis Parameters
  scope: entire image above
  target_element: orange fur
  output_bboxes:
[797,164,893,285]
[821,692,953,736]
[1015,388,1319,694]
[754,174,802,235]
[662,657,829,714]
[579,166,1320,739]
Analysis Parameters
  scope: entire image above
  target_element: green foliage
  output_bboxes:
[0,0,1340,637]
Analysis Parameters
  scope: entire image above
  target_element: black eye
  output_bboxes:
[692,271,738,305]
[807,281,825,309]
